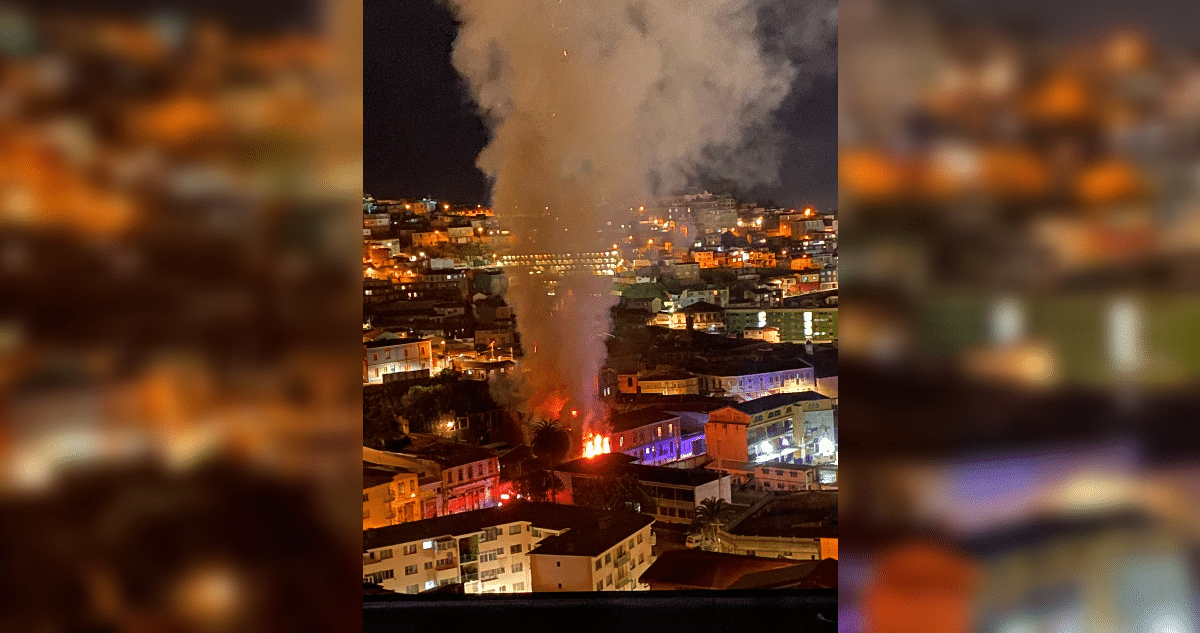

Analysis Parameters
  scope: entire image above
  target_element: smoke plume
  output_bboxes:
[449,0,835,440]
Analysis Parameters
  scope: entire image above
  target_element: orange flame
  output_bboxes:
[583,433,611,459]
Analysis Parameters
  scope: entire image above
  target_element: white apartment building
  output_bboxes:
[364,337,433,384]
[363,503,655,595]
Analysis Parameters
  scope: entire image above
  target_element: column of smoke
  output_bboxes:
[448,0,835,444]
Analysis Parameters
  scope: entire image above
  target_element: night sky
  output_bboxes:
[364,0,838,210]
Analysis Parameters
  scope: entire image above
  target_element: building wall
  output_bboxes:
[530,525,656,592]
[364,519,562,595]
[705,416,749,468]
[697,368,815,401]
[442,458,500,514]
[717,532,826,561]
[754,465,816,493]
[364,339,434,384]
[636,377,699,395]
[725,308,839,343]
[530,554,596,592]
[363,472,421,529]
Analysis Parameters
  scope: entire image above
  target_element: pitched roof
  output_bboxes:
[726,558,837,589]
[681,301,724,313]
[638,549,802,589]
[526,512,655,557]
[621,283,671,301]
[733,391,828,415]
[608,409,681,433]
[363,502,651,553]
[554,454,724,487]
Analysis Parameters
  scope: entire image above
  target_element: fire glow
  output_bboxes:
[583,434,611,459]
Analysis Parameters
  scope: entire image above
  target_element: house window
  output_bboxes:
[513,563,523,573]
[606,575,613,586]
[424,562,432,570]
[406,584,419,594]
[404,565,417,575]
[403,544,417,556]
[378,549,393,561]
[425,580,437,590]
[423,541,433,549]
[364,569,394,584]
[637,534,643,544]
[557,562,561,567]
[657,427,663,438]
[638,553,644,564]
[514,582,525,591]
[595,559,602,570]
[509,525,522,535]
[605,553,611,564]
[510,544,522,554]
[362,492,369,502]
[596,581,604,591]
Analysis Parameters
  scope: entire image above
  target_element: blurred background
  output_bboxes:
[840,0,1200,631]
[0,0,363,631]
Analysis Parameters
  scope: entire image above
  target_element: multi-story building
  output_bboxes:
[686,357,815,401]
[752,462,836,493]
[364,440,501,516]
[364,464,422,529]
[608,409,683,466]
[363,503,655,594]
[715,493,838,561]
[706,392,825,469]
[528,513,657,592]
[364,337,434,384]
[724,308,839,343]
[681,301,725,332]
[497,251,620,276]
[554,453,732,525]
[616,368,699,396]
[676,287,730,309]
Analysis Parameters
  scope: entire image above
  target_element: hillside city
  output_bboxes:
[361,191,839,594]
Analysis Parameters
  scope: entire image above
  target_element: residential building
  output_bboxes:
[616,368,699,396]
[608,409,683,466]
[364,439,501,516]
[686,356,816,401]
[680,301,725,332]
[363,503,654,595]
[716,492,838,561]
[554,453,732,524]
[676,287,730,309]
[725,308,839,343]
[497,251,620,275]
[528,512,657,592]
[364,464,422,529]
[706,392,827,473]
[753,462,837,493]
[364,338,434,384]
[744,326,781,343]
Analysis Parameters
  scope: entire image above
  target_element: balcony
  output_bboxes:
[435,557,458,571]
[616,575,631,589]
[462,572,479,583]
[614,553,631,568]
[460,552,478,564]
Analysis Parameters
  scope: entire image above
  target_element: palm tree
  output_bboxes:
[527,419,572,502]
[691,497,735,551]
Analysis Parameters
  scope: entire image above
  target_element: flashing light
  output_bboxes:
[571,410,579,417]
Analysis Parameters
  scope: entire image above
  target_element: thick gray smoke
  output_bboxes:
[449,0,836,439]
